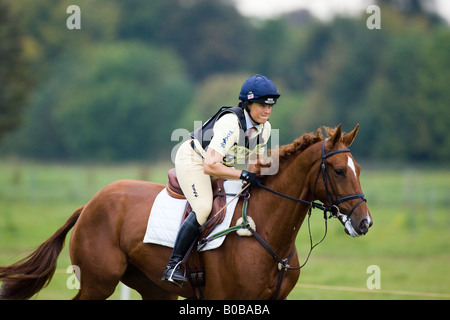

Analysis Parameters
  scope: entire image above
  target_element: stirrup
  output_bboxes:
[164,261,186,288]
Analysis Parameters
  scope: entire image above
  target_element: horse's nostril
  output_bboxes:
[359,219,369,234]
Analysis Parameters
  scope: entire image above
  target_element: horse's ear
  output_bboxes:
[329,124,342,147]
[343,124,359,147]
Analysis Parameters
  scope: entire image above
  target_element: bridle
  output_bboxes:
[258,138,366,221]
[313,138,367,223]
[251,138,367,299]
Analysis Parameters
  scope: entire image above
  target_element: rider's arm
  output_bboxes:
[204,113,242,179]
[203,148,242,180]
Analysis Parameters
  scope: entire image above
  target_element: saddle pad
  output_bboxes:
[143,180,243,251]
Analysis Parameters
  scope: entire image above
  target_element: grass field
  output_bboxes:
[0,160,449,300]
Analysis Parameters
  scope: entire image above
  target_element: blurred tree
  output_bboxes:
[418,28,450,161]
[243,16,315,93]
[2,0,449,164]
[362,30,426,160]
[116,0,254,81]
[247,19,290,77]
[290,18,387,134]
[9,0,121,76]
[179,73,248,129]
[363,26,450,162]
[377,0,444,25]
[0,0,33,142]
[286,8,450,163]
[7,42,193,161]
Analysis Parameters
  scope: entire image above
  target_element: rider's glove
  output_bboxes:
[240,170,262,185]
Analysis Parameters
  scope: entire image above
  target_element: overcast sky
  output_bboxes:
[233,0,450,23]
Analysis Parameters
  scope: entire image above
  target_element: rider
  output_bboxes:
[162,74,280,286]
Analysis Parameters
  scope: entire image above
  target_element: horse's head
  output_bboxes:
[312,124,373,237]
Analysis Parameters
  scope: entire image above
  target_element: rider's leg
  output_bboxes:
[173,140,213,225]
[161,211,200,285]
[161,141,213,286]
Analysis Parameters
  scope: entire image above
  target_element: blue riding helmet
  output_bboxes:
[238,74,280,105]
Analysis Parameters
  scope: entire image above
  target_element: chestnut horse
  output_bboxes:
[0,125,372,300]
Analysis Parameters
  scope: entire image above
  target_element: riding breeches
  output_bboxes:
[174,140,213,225]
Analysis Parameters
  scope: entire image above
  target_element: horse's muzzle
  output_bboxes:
[344,214,373,237]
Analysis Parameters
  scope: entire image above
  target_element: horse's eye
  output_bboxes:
[334,169,345,176]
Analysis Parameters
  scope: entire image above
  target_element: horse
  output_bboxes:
[0,124,372,300]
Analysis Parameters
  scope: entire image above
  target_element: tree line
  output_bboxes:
[1,0,449,164]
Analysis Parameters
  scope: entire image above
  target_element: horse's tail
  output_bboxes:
[0,206,83,300]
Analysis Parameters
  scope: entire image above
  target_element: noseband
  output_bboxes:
[314,138,367,223]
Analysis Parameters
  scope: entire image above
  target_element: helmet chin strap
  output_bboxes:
[245,106,261,125]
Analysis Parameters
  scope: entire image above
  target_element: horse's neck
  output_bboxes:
[251,145,319,255]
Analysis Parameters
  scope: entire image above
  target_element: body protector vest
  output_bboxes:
[190,106,265,167]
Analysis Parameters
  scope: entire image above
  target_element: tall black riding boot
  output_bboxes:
[161,211,201,286]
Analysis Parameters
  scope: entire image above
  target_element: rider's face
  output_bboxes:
[248,103,273,124]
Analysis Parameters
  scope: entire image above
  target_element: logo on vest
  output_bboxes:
[220,130,234,148]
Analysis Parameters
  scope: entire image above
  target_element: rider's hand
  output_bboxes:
[240,170,262,185]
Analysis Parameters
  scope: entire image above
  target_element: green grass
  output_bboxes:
[0,160,171,300]
[289,167,450,299]
[0,160,449,299]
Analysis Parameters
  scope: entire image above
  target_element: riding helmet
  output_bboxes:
[239,74,280,105]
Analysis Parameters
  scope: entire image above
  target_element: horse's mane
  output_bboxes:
[255,127,337,176]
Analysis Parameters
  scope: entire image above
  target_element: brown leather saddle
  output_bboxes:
[166,168,228,238]
[165,168,229,299]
